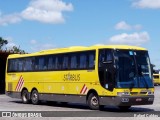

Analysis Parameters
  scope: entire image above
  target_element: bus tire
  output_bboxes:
[87,93,99,110]
[61,102,68,105]
[31,90,39,105]
[21,90,30,104]
[99,105,105,110]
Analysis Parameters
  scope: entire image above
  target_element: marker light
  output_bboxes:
[117,92,130,96]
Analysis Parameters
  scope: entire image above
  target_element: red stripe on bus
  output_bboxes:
[15,75,22,91]
[83,87,88,94]
[80,84,86,94]
[17,78,24,91]
[16,76,23,91]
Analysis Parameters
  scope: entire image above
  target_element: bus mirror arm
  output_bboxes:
[103,60,112,64]
[108,83,114,91]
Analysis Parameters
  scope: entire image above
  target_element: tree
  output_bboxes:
[0,37,25,53]
[0,37,8,50]
[11,46,25,53]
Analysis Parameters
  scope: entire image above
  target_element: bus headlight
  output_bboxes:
[148,92,154,95]
[117,92,130,96]
[148,98,154,101]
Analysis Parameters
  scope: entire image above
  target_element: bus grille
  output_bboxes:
[131,92,147,95]
[130,92,138,95]
[140,92,147,94]
[153,75,159,79]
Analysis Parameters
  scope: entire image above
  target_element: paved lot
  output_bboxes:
[0,86,160,119]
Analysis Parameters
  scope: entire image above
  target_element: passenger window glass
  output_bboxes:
[62,55,69,69]
[8,59,17,72]
[24,58,33,71]
[99,50,105,68]
[34,57,47,70]
[71,55,77,69]
[99,49,113,67]
[55,57,59,69]
[39,58,45,70]
[14,59,19,71]
[48,56,53,70]
[89,53,95,68]
[18,59,23,71]
[79,54,87,69]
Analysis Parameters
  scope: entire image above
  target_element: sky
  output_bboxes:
[0,0,160,69]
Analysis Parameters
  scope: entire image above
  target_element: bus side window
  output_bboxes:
[18,59,23,71]
[24,58,33,71]
[48,56,53,70]
[55,56,59,70]
[7,60,12,72]
[14,59,19,71]
[62,55,69,70]
[8,59,16,72]
[39,58,44,70]
[79,53,87,69]
[88,52,95,69]
[71,55,77,69]
[99,50,105,68]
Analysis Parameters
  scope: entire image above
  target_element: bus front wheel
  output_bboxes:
[31,90,39,105]
[21,90,30,104]
[87,93,99,110]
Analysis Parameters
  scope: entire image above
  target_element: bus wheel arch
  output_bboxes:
[31,88,39,105]
[21,88,30,104]
[86,89,99,110]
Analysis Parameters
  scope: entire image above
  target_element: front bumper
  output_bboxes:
[99,95,154,106]
[6,91,21,99]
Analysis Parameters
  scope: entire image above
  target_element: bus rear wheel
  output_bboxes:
[31,90,39,105]
[21,90,30,104]
[87,93,99,110]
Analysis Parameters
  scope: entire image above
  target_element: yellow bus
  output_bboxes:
[153,74,160,85]
[153,72,160,85]
[5,45,154,110]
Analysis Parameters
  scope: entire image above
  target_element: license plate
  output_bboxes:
[136,98,142,102]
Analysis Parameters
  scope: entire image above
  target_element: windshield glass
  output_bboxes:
[115,50,153,88]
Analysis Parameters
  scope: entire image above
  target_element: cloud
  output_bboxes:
[115,21,131,30]
[30,40,37,45]
[115,21,142,30]
[39,43,55,50]
[109,32,150,45]
[21,0,73,24]
[132,0,160,9]
[0,13,21,26]
[134,24,142,30]
[0,0,73,26]
[30,40,56,52]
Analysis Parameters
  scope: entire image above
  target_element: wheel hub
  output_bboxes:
[91,96,98,106]
[32,93,37,101]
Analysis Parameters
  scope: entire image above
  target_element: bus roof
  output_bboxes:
[8,45,147,58]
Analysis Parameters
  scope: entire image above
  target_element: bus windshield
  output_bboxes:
[115,50,154,88]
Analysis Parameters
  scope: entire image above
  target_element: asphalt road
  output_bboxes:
[0,86,160,119]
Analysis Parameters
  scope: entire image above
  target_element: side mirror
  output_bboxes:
[105,83,114,91]
[108,83,114,91]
